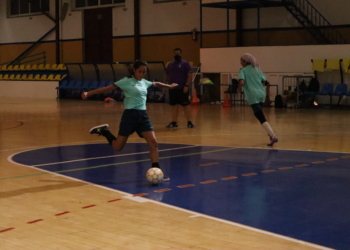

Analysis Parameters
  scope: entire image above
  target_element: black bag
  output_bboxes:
[274,94,284,108]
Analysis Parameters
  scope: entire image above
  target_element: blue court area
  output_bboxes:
[11,143,350,249]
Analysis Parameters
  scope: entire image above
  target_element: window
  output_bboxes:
[8,0,49,17]
[73,0,125,10]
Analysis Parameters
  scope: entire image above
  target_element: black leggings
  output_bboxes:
[251,103,266,124]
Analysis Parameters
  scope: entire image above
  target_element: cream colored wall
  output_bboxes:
[0,81,58,99]
[200,44,350,73]
[1,0,350,66]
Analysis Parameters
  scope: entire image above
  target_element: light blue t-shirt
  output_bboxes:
[114,77,153,110]
[238,65,267,105]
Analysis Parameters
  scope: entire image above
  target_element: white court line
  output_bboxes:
[7,140,349,168]
[8,161,333,250]
[0,140,105,152]
[7,144,201,167]
[3,129,347,153]
[31,145,199,167]
[4,143,336,249]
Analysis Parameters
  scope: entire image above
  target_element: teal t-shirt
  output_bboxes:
[238,65,267,105]
[114,77,153,110]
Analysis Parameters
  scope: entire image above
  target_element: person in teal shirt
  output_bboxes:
[238,53,278,146]
[82,60,178,181]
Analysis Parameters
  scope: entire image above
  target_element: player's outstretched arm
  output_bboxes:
[153,82,178,89]
[81,84,118,100]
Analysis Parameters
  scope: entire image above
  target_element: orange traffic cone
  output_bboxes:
[191,89,200,106]
[222,92,231,107]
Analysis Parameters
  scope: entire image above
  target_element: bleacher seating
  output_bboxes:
[316,83,333,105]
[332,83,348,105]
[0,61,168,102]
[0,63,68,81]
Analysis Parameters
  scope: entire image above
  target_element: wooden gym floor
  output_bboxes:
[1,97,349,250]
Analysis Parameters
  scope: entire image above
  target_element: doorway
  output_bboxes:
[84,7,113,63]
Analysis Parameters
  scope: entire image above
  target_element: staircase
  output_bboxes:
[282,0,346,44]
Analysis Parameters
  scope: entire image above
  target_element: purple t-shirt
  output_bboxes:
[166,60,192,89]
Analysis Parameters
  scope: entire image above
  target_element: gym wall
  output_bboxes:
[1,0,350,65]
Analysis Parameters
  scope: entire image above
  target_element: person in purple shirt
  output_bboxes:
[163,48,195,128]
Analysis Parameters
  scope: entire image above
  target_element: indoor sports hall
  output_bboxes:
[1,0,350,250]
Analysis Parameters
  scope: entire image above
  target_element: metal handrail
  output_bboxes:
[0,52,46,66]
[283,0,346,44]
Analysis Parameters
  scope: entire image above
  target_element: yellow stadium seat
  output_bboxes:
[13,65,20,71]
[9,74,15,80]
[25,65,32,71]
[21,74,28,80]
[51,64,58,70]
[19,65,26,71]
[15,74,21,80]
[27,74,34,80]
[47,74,55,81]
[1,65,8,71]
[44,64,51,70]
[7,65,14,71]
[0,74,3,80]
[57,64,67,70]
[41,75,48,81]
[3,74,9,80]
[31,64,38,70]
[34,74,41,80]
[38,64,45,70]
[53,75,61,81]
[53,74,67,81]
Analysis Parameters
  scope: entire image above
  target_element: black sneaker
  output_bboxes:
[166,122,178,128]
[162,176,170,182]
[187,122,196,129]
[89,124,109,135]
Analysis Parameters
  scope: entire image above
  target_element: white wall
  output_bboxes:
[202,0,350,30]
[1,0,350,44]
[308,0,350,25]
[61,2,83,40]
[0,0,57,43]
[0,81,58,99]
[200,44,350,102]
[112,0,134,36]
[141,0,200,34]
[200,44,350,73]
[243,7,299,29]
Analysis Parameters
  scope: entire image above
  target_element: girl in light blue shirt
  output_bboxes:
[82,60,177,181]
[238,53,278,146]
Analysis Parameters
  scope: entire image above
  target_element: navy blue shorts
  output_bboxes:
[118,109,154,138]
[169,89,190,106]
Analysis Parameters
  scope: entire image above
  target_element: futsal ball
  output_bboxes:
[146,167,164,185]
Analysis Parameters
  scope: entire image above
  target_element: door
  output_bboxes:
[84,7,113,63]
